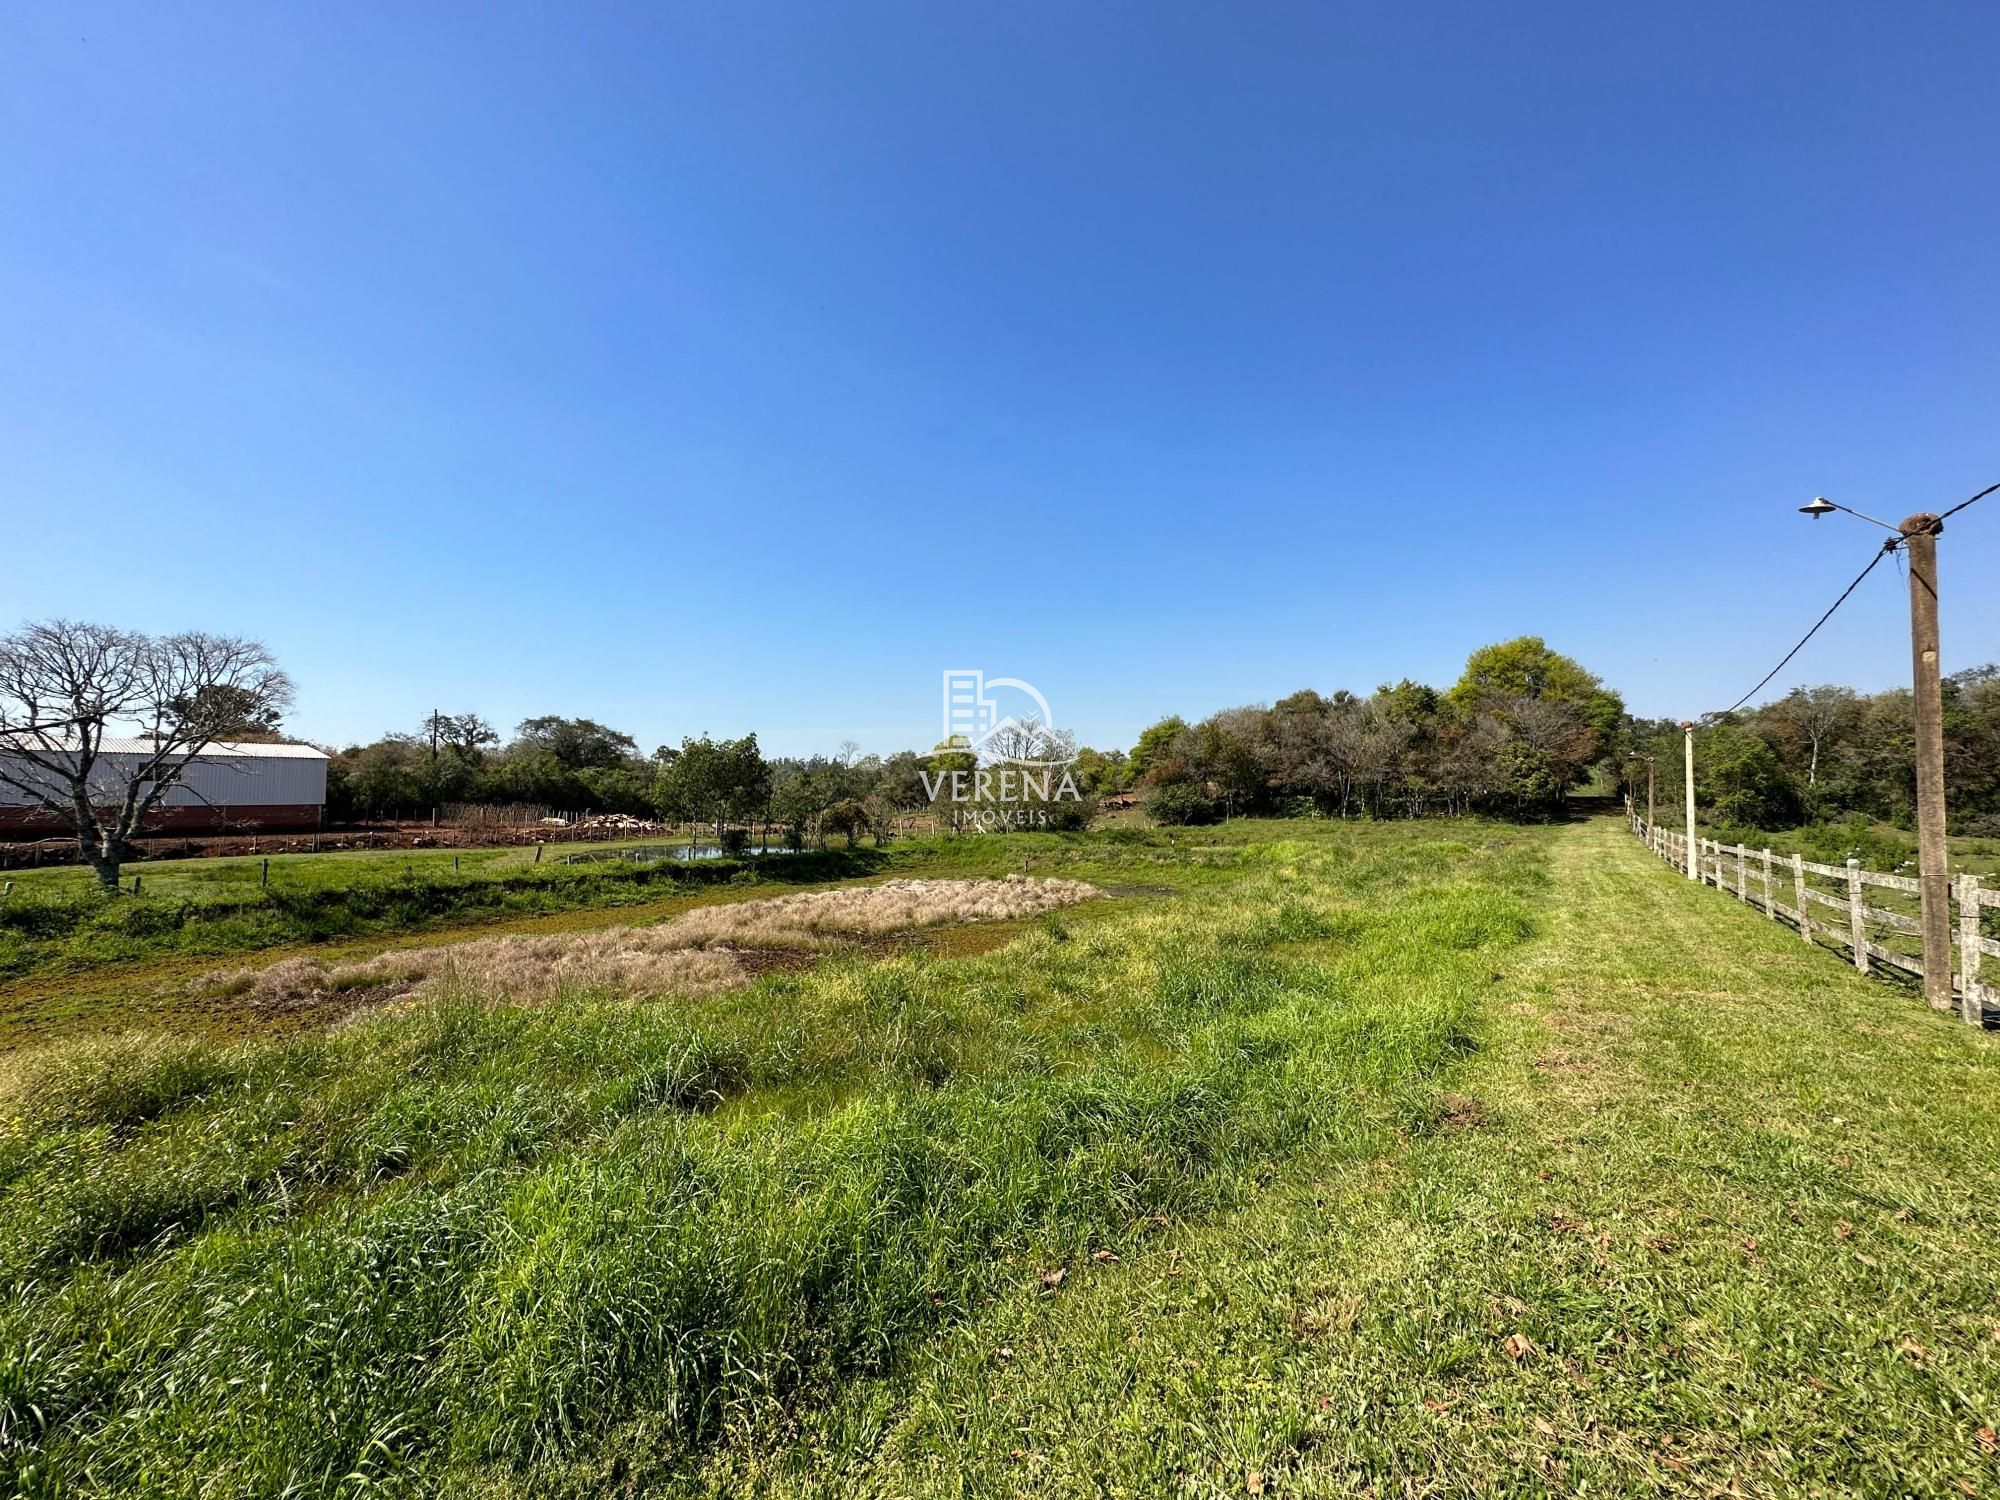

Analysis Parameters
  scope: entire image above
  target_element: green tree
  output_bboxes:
[1071,747,1130,796]
[770,756,845,849]
[168,683,288,741]
[510,716,638,771]
[652,734,770,844]
[1128,716,1189,785]
[421,712,499,762]
[1695,721,1801,828]
[1184,709,1270,816]
[1446,636,1624,741]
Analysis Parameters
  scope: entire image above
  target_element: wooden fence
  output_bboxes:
[1626,803,1995,1027]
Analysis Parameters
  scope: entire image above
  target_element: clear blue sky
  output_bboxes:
[4,3,1996,756]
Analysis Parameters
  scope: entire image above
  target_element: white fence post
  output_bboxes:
[1793,853,1811,945]
[1762,848,1774,919]
[1736,844,1748,902]
[1847,859,1869,974]
[1958,875,1984,1027]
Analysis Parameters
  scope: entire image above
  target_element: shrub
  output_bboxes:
[1791,816,1914,870]
[1145,783,1222,827]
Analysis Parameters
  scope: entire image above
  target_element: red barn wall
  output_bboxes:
[0,804,322,836]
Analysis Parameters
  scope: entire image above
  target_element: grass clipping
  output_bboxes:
[206,875,1101,1011]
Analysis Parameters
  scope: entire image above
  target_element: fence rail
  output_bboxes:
[1626,803,1994,1027]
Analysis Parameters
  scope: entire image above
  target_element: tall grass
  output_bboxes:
[0,827,1542,1497]
[0,847,888,982]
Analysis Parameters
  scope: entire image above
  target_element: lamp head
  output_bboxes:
[1799,496,1837,520]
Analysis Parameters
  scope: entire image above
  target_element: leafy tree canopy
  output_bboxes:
[511,716,638,771]
[1448,636,1624,740]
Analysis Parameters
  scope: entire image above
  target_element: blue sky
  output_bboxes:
[3,3,1996,757]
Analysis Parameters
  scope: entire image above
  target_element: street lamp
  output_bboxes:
[1799,495,1899,530]
[1799,497,1954,1014]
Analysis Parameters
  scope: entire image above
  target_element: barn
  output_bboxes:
[0,738,330,835]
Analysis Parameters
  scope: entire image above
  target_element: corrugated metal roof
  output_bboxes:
[0,737,329,809]
[0,736,328,760]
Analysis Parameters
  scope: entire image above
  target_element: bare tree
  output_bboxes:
[1501,695,1598,789]
[0,621,294,890]
[1768,685,1857,797]
[979,717,1077,769]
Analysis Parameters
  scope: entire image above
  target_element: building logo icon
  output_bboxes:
[940,670,1069,767]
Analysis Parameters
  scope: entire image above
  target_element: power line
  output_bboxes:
[1714,477,1991,717]
[1938,479,1998,523]
[1718,540,1896,715]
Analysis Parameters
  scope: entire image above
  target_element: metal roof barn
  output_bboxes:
[0,739,329,830]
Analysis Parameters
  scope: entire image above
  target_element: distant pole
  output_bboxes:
[1681,722,1697,881]
[1902,513,1953,1010]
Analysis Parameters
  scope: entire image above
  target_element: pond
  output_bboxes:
[571,843,801,865]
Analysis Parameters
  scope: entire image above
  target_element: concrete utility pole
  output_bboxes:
[1626,754,1657,833]
[1681,722,1697,881]
[1901,513,1952,1010]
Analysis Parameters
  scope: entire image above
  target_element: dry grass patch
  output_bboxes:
[202,875,1100,1011]
[663,874,1100,948]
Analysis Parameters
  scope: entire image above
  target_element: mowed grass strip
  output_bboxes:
[0,825,1540,1497]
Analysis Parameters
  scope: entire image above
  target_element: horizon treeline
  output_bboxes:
[304,636,2000,840]
[325,716,950,848]
[315,637,1626,834]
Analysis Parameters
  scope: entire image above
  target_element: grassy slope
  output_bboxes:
[0,832,1247,1049]
[3,818,1996,1497]
[0,841,900,987]
[0,826,1264,996]
[0,821,1526,1496]
[717,816,1999,1498]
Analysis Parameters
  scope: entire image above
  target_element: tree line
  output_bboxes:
[322,635,1627,834]
[14,611,1992,892]
[1125,636,1623,824]
[328,720,1018,848]
[1627,665,2000,844]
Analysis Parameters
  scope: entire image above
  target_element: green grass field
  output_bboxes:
[0,826,1259,994]
[1,817,1995,1497]
[0,838,892,988]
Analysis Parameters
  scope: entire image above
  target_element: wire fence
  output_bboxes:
[1626,802,1996,1026]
